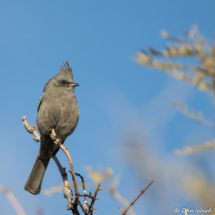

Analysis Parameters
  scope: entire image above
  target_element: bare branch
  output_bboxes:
[0,185,26,215]
[184,208,190,215]
[44,182,90,197]
[120,180,154,215]
[110,185,136,215]
[52,155,80,215]
[75,173,88,213]
[21,115,40,142]
[119,207,124,213]
[52,156,72,201]
[88,183,102,215]
[52,156,68,181]
[50,128,79,196]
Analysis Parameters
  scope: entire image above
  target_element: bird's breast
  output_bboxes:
[37,88,79,139]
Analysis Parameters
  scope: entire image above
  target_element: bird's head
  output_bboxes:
[54,61,80,92]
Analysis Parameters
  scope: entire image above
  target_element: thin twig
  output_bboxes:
[52,157,80,215]
[110,185,136,215]
[21,115,40,142]
[52,156,73,203]
[52,156,68,182]
[88,183,102,215]
[119,207,124,213]
[120,180,154,215]
[44,182,90,197]
[76,173,88,213]
[62,145,79,194]
[184,208,189,215]
[52,156,80,215]
[79,194,95,199]
[77,199,87,214]
[0,185,26,215]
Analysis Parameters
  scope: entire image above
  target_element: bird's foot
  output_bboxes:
[54,137,62,150]
[49,128,62,150]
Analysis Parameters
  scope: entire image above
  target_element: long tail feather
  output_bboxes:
[24,154,50,195]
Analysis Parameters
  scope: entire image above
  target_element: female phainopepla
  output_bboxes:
[25,61,80,195]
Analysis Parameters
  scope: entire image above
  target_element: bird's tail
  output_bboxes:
[24,154,50,195]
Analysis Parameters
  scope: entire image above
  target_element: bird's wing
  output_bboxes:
[37,93,45,112]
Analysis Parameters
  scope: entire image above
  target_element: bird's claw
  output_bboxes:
[54,137,62,150]
[50,134,57,141]
[49,128,62,150]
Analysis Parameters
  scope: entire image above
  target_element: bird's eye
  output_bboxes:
[62,80,66,84]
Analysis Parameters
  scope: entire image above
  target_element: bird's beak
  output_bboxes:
[71,83,80,87]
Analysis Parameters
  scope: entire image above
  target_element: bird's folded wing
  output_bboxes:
[37,93,45,112]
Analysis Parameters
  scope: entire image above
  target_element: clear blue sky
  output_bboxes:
[1,1,215,215]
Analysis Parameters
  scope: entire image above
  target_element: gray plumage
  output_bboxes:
[25,61,79,195]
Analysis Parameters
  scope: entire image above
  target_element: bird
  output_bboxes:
[25,61,80,195]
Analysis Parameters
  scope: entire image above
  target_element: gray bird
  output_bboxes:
[25,61,80,195]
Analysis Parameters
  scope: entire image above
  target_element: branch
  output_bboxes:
[52,156,68,182]
[0,185,26,215]
[184,208,189,215]
[109,185,136,215]
[52,156,80,215]
[75,173,88,213]
[21,116,40,142]
[88,183,102,215]
[85,166,137,215]
[44,182,90,197]
[120,180,154,215]
[50,128,79,196]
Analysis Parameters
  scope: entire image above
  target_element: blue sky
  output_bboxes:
[1,1,215,215]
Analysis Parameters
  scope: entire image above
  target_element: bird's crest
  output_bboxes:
[59,61,73,79]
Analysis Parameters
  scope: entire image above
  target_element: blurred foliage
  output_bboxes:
[135,25,215,155]
[135,25,215,93]
[121,130,215,214]
[173,101,215,154]
[172,101,215,127]
[85,166,136,215]
[175,140,215,156]
[85,166,113,184]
